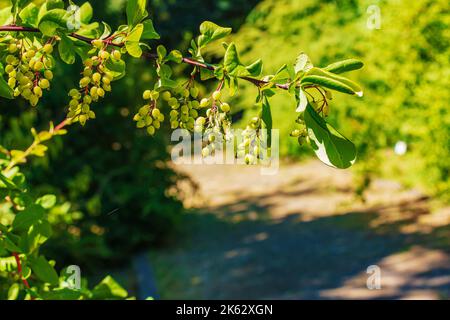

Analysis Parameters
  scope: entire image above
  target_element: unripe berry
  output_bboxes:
[26,50,36,59]
[171,120,179,129]
[33,86,43,97]
[80,77,91,87]
[190,87,199,98]
[200,98,210,108]
[151,91,160,100]
[79,114,87,126]
[92,72,102,83]
[84,58,93,67]
[162,91,171,101]
[220,102,230,113]
[168,97,179,108]
[212,90,222,101]
[90,86,98,97]
[245,154,254,165]
[92,39,103,49]
[39,79,50,89]
[69,99,78,108]
[196,117,206,126]
[83,68,93,77]
[112,50,121,60]
[5,65,14,74]
[44,70,53,80]
[147,126,156,135]
[43,44,53,54]
[8,43,18,53]
[100,50,110,60]
[97,88,105,97]
[144,115,153,126]
[151,108,161,118]
[143,90,152,100]
[69,88,79,97]
[102,76,111,85]
[34,61,44,71]
[7,78,16,88]
[202,147,210,157]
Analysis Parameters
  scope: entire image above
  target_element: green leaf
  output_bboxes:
[141,19,159,40]
[301,75,361,96]
[296,88,308,112]
[323,59,364,74]
[79,2,93,24]
[0,172,20,190]
[166,50,182,63]
[38,9,69,36]
[304,104,357,169]
[157,45,167,61]
[92,276,128,299]
[305,67,363,96]
[224,43,248,76]
[3,236,22,253]
[18,3,39,27]
[294,52,313,74]
[7,283,20,300]
[261,97,273,148]
[29,256,59,286]
[246,59,263,77]
[126,0,148,27]
[0,256,18,272]
[45,0,64,10]
[198,21,232,48]
[105,58,126,80]
[125,24,144,58]
[25,220,52,253]
[0,6,13,26]
[41,288,82,300]
[58,34,76,64]
[12,205,45,231]
[0,74,14,99]
[36,194,56,209]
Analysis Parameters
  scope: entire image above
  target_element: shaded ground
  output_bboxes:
[149,160,450,300]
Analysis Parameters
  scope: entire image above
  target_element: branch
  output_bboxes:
[0,25,291,90]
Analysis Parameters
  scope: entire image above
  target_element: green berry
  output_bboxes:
[43,44,53,54]
[143,90,152,100]
[147,126,156,135]
[92,73,102,83]
[151,108,161,118]
[220,103,230,113]
[212,90,222,101]
[44,70,53,80]
[39,79,50,89]
[92,40,103,49]
[200,98,210,108]
[190,87,199,98]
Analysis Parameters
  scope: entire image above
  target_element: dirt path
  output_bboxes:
[150,160,450,299]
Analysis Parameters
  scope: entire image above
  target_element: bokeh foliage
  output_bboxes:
[223,0,449,199]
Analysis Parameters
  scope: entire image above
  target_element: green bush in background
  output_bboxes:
[219,0,449,200]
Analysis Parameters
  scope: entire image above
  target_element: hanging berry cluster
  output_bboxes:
[3,35,54,106]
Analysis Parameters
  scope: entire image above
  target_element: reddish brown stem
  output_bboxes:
[12,253,31,288]
[0,25,293,91]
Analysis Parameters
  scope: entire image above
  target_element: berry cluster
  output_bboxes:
[133,90,165,135]
[3,37,54,106]
[236,116,267,164]
[200,90,232,157]
[291,114,309,146]
[66,40,120,125]
[166,86,201,131]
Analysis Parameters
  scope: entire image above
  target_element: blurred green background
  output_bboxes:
[0,0,449,284]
